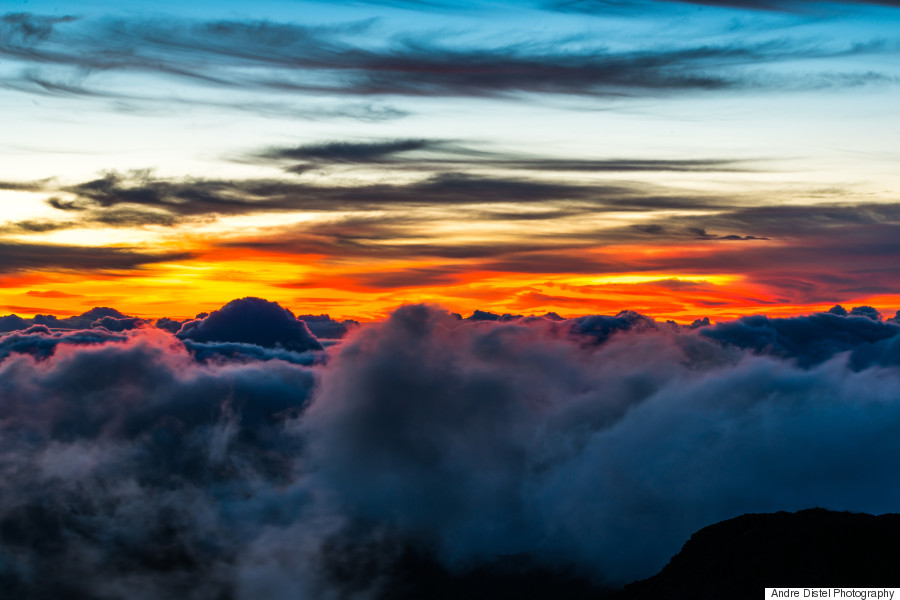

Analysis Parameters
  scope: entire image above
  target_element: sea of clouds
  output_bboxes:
[2,298,900,598]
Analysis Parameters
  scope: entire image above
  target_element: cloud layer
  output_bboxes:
[1,7,894,110]
[5,136,895,313]
[2,300,900,596]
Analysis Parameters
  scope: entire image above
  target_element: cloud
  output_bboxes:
[295,314,358,340]
[177,297,324,352]
[1,10,893,109]
[256,138,749,175]
[0,179,51,192]
[315,266,473,290]
[10,168,719,243]
[261,139,443,166]
[700,310,900,367]
[849,305,881,320]
[3,302,900,596]
[568,309,659,342]
[40,167,900,247]
[0,241,191,275]
[155,316,188,334]
[5,69,407,122]
[25,290,84,298]
[17,165,897,308]
[92,315,146,332]
[684,0,900,8]
[546,0,900,13]
[299,304,900,589]
[0,314,30,333]
[0,323,129,362]
[0,325,316,598]
[181,339,324,366]
[0,307,141,333]
[216,197,900,306]
[36,170,627,227]
[22,166,736,243]
[629,221,900,302]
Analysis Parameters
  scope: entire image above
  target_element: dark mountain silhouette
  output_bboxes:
[617,508,900,600]
[350,509,900,599]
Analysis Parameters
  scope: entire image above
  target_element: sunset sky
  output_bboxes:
[2,0,899,321]
[5,3,900,596]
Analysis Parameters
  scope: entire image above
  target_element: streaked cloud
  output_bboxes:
[256,138,752,174]
[1,9,895,112]
[0,242,191,275]
[547,0,900,13]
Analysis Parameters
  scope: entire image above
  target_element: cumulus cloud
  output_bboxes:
[2,302,900,596]
[295,314,358,340]
[700,310,900,368]
[176,297,323,352]
[0,325,128,362]
[92,315,146,331]
[0,326,316,598]
[296,304,900,588]
[155,316,187,334]
[0,306,137,333]
[0,314,29,333]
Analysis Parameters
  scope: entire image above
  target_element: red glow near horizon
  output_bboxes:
[2,240,896,322]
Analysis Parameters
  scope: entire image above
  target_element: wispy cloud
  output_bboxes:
[0,241,191,275]
[6,68,406,121]
[256,138,752,174]
[3,124,898,314]
[8,164,735,232]
[1,10,894,110]
[548,0,900,13]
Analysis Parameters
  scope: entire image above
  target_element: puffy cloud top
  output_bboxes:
[177,297,323,351]
[295,314,357,339]
[849,305,881,321]
[701,311,899,368]
[91,316,145,331]
[0,314,29,333]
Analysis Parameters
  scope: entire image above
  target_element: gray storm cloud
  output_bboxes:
[1,302,900,597]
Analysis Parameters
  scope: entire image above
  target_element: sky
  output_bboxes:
[3,4,900,593]
[2,0,900,321]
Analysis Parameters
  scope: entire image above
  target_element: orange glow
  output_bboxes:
[1,232,896,323]
[3,250,897,324]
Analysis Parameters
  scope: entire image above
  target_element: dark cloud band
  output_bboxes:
[1,10,894,107]
[0,242,192,274]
